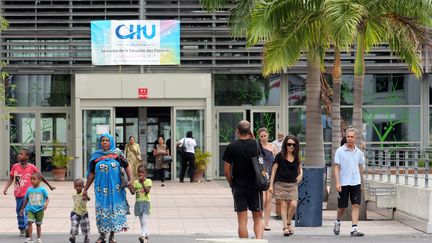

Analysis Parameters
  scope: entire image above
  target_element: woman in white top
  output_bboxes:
[177,131,197,183]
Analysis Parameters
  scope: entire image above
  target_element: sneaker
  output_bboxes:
[36,238,43,243]
[333,222,340,235]
[19,229,26,237]
[24,238,33,243]
[350,228,364,237]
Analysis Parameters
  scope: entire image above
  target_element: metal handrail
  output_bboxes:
[365,147,431,188]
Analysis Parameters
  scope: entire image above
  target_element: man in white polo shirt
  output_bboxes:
[333,128,365,237]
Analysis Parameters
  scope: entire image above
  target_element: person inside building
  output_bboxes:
[125,135,142,179]
[153,135,170,187]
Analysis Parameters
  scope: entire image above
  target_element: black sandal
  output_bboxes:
[287,223,294,235]
[95,234,106,243]
[283,227,290,236]
[109,232,117,243]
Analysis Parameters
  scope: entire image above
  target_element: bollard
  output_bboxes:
[295,166,324,227]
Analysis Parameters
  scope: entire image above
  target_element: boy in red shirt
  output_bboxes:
[3,149,56,237]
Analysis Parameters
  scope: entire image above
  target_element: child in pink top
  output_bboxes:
[3,149,55,237]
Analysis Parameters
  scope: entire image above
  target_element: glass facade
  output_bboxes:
[6,75,71,107]
[214,74,280,106]
[288,74,422,151]
[284,73,423,164]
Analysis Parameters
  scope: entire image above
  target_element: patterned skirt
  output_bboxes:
[274,181,298,201]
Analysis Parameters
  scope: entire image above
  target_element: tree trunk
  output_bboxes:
[327,47,341,210]
[347,31,367,221]
[305,55,324,167]
[353,33,365,147]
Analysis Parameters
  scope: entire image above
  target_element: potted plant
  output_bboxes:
[193,148,211,182]
[51,148,74,181]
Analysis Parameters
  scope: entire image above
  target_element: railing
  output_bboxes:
[365,147,431,188]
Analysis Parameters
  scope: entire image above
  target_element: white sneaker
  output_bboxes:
[24,238,33,243]
[36,238,43,243]
[333,221,340,235]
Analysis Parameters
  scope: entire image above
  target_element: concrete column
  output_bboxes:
[421,74,430,148]
[138,107,147,163]
[205,96,213,180]
[72,77,83,179]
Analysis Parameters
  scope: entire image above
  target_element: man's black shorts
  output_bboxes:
[232,187,263,212]
[338,184,362,208]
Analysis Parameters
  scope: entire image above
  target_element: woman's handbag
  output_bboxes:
[162,155,173,163]
[120,167,128,188]
[251,141,270,191]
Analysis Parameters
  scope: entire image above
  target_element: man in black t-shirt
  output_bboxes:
[222,120,263,239]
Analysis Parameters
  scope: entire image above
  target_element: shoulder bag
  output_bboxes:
[251,141,270,191]
[177,137,187,156]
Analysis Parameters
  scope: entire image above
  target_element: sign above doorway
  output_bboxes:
[138,88,148,99]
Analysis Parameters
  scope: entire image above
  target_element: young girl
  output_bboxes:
[130,164,152,243]
[269,135,303,237]
[20,172,49,243]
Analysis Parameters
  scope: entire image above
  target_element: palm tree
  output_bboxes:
[324,0,432,215]
[326,0,432,146]
[201,0,330,168]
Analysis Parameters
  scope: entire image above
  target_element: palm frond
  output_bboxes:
[324,0,365,49]
[385,23,424,78]
[199,0,231,11]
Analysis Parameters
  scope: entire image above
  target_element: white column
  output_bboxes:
[72,77,83,179]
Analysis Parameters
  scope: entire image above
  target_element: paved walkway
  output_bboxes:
[0,180,425,237]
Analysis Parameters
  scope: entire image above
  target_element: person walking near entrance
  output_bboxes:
[125,136,142,179]
[269,135,302,236]
[223,120,263,239]
[333,128,365,237]
[153,135,170,187]
[83,134,133,243]
[271,132,284,153]
[257,127,277,231]
[3,149,55,238]
[177,131,197,183]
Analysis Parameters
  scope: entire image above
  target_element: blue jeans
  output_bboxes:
[16,197,27,230]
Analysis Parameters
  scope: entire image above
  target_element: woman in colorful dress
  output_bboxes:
[83,133,133,243]
[125,135,142,179]
[257,127,277,231]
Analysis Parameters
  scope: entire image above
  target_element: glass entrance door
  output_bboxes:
[216,109,278,178]
[82,109,112,174]
[251,110,278,142]
[174,109,204,179]
[39,113,69,175]
[8,111,70,178]
[216,111,245,177]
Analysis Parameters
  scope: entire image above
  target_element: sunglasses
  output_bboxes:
[287,143,296,147]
